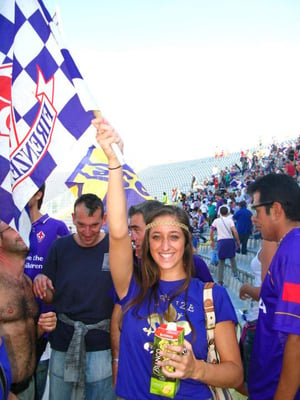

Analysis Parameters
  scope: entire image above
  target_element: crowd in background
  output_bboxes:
[168,136,300,231]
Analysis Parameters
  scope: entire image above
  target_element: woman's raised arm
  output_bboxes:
[92,118,133,299]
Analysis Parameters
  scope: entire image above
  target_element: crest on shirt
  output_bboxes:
[36,230,46,243]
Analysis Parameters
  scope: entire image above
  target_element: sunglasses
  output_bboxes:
[251,201,274,217]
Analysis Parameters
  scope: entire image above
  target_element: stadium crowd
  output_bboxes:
[172,136,300,226]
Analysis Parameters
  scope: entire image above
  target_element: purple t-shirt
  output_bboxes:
[24,214,69,313]
[248,228,300,400]
[117,278,237,399]
[193,255,214,282]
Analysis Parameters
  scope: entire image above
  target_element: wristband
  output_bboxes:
[112,358,119,363]
[108,165,122,170]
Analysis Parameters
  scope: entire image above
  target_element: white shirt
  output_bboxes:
[211,215,235,240]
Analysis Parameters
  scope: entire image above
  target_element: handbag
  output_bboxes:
[203,282,233,400]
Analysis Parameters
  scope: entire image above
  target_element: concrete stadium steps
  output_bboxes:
[138,152,242,200]
[198,237,261,325]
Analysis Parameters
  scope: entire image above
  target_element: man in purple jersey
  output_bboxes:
[247,173,300,400]
[24,184,70,400]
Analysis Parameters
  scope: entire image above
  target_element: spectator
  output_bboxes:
[128,200,163,259]
[111,199,214,385]
[235,189,245,204]
[33,194,116,400]
[0,221,56,399]
[191,217,202,251]
[197,209,208,241]
[171,187,179,203]
[191,174,197,190]
[233,200,253,255]
[198,199,207,218]
[162,191,169,204]
[94,118,243,400]
[24,184,70,400]
[237,239,277,396]
[215,191,226,215]
[247,173,300,399]
[128,201,213,282]
[207,201,216,226]
[210,205,240,285]
[284,158,297,178]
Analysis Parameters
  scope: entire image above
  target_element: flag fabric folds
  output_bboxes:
[0,0,96,243]
[65,145,152,211]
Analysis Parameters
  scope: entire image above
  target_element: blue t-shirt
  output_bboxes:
[248,228,300,400]
[233,207,252,235]
[117,278,237,399]
[42,234,114,352]
[112,255,213,305]
[0,337,12,400]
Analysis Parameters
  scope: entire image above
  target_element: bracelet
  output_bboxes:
[108,165,122,170]
[112,358,119,363]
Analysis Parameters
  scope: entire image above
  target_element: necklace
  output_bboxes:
[277,226,300,246]
[277,233,287,247]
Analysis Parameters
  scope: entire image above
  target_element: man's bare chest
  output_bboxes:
[0,274,38,323]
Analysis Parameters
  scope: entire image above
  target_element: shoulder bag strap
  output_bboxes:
[220,217,233,238]
[204,282,216,341]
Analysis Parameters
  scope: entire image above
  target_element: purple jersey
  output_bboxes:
[24,214,69,313]
[248,228,300,400]
[193,254,214,282]
[117,278,237,399]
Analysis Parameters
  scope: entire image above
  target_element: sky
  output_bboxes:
[45,0,300,171]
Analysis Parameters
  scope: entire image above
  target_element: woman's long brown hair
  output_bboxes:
[123,205,195,336]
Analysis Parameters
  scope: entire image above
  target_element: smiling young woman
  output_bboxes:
[93,117,243,400]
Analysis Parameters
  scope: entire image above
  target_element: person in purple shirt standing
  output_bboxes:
[110,199,214,386]
[24,184,69,400]
[94,118,242,399]
[247,173,300,400]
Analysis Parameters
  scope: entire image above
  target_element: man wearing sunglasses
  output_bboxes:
[247,173,300,400]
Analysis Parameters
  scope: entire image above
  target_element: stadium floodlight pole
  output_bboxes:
[93,110,125,166]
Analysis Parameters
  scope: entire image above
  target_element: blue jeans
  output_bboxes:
[35,359,49,399]
[49,349,116,400]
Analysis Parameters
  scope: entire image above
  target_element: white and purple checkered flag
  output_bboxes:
[0,0,97,244]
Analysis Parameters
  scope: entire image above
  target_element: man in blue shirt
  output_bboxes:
[233,200,253,254]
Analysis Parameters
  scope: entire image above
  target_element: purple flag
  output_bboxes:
[0,0,96,243]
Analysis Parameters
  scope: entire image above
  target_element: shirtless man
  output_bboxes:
[0,220,56,399]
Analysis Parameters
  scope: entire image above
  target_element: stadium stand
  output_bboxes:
[138,152,242,200]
